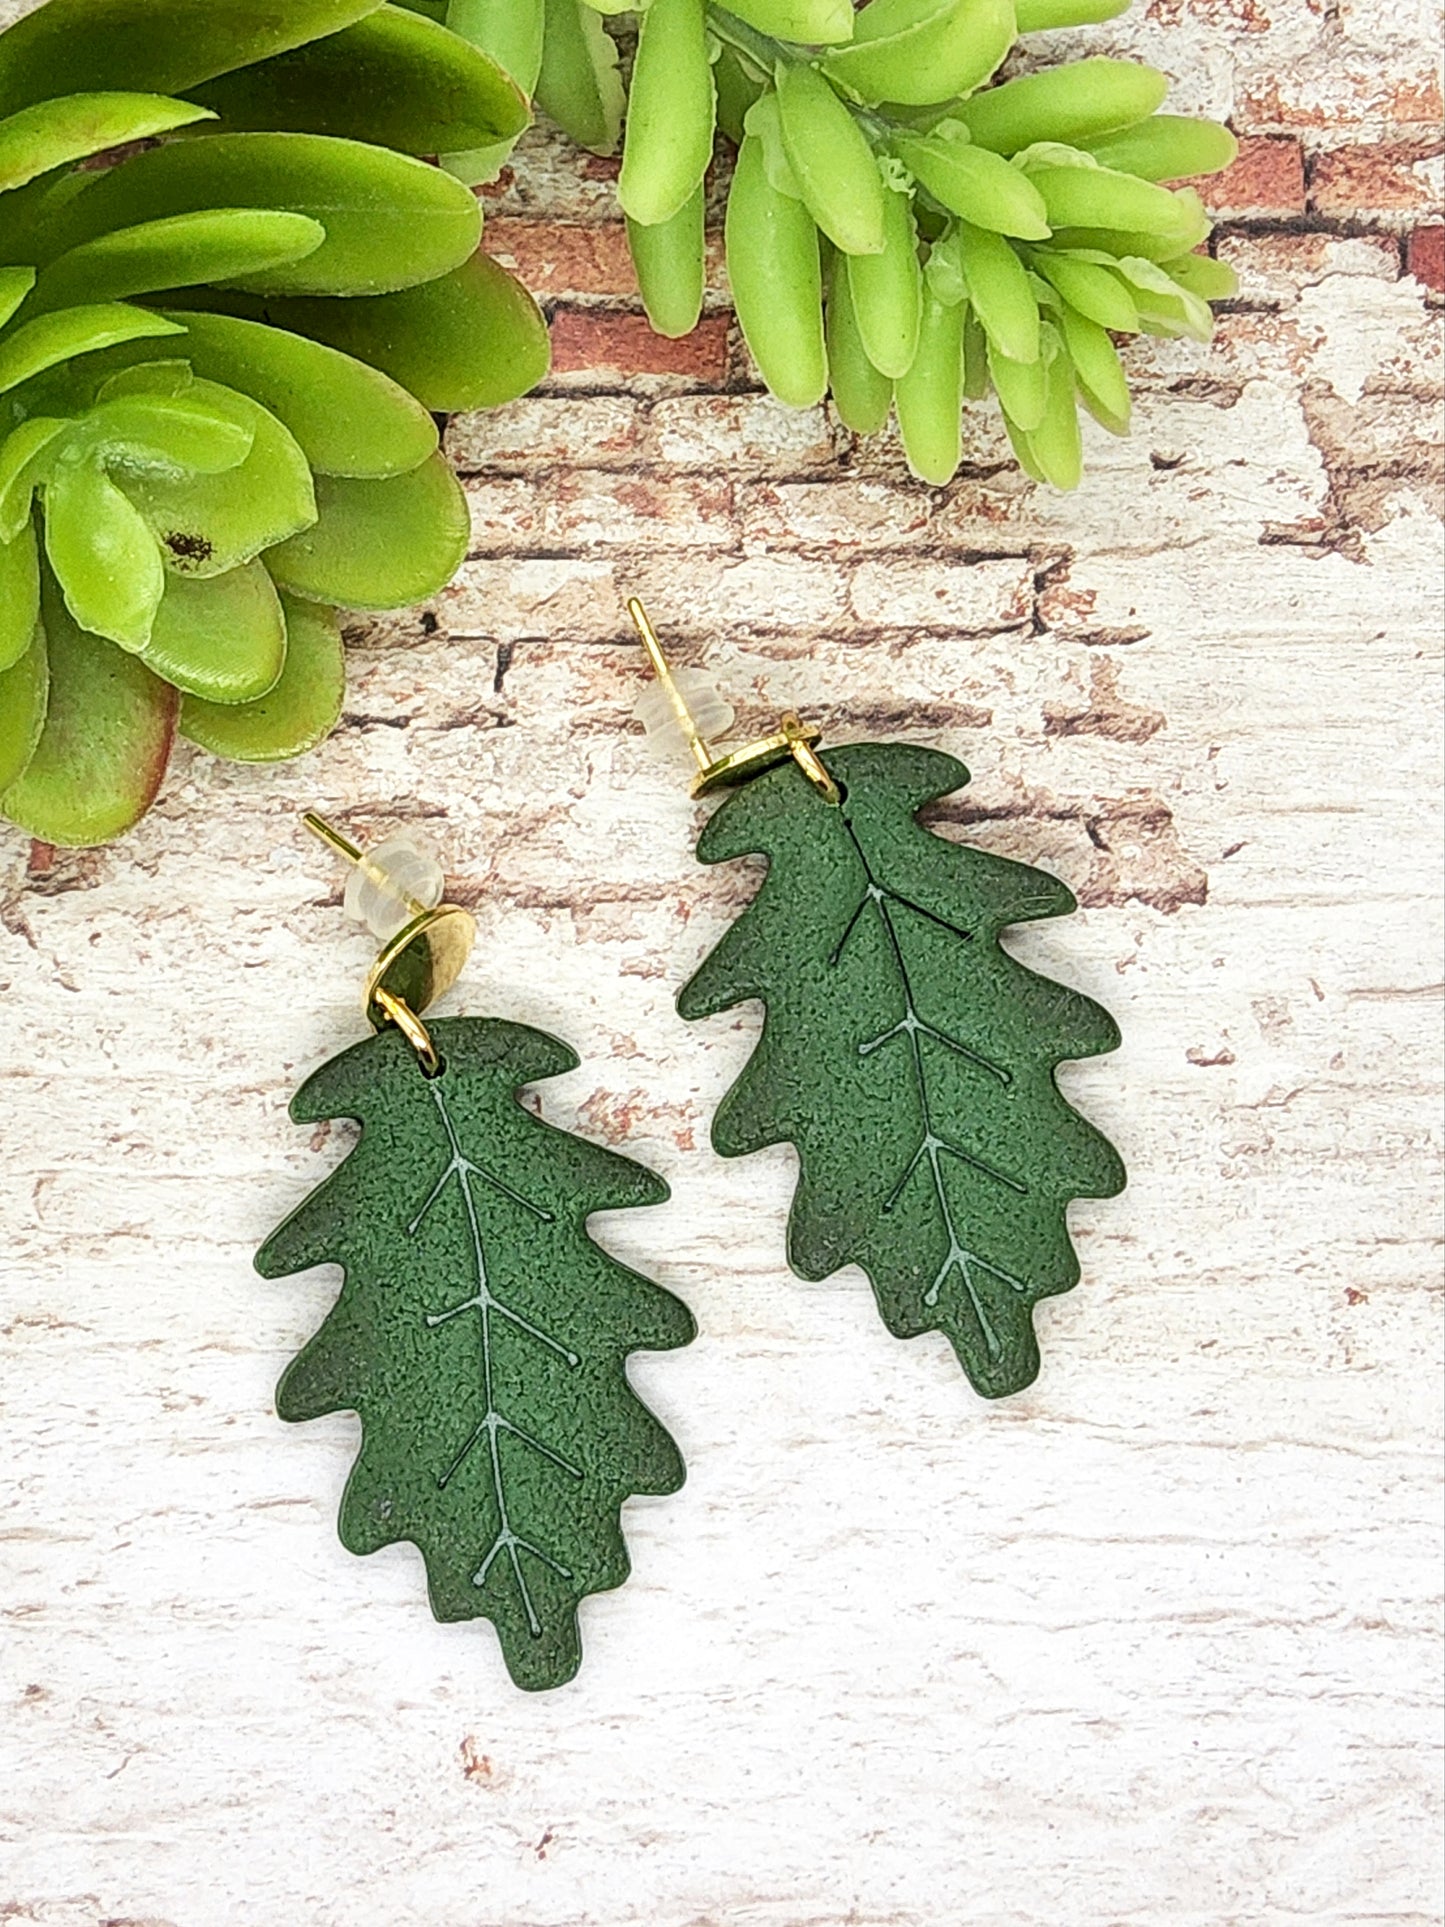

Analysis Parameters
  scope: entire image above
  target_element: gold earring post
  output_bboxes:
[627,598,840,806]
[300,810,476,1073]
[303,810,431,923]
[627,598,715,778]
[301,809,364,866]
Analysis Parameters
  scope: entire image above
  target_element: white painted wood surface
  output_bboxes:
[1,3,1442,1922]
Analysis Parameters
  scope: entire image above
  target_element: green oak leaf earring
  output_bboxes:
[628,599,1125,1402]
[256,813,695,1692]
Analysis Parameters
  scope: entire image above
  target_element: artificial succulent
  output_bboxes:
[0,0,551,845]
[432,0,1240,487]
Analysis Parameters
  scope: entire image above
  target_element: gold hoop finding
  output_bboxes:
[779,712,841,806]
[372,986,442,1077]
[627,598,841,807]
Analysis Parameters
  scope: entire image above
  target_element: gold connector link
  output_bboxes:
[626,598,839,805]
[302,812,476,1074]
[372,985,443,1078]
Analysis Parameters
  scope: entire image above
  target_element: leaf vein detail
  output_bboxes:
[833,819,1029,1360]
[410,1081,580,1640]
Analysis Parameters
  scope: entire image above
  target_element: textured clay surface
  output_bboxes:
[679,743,1124,1399]
[256,1019,693,1693]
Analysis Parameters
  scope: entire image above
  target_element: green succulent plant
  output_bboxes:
[0,0,551,846]
[432,0,1239,488]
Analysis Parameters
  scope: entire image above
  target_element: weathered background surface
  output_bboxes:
[1,2,1442,1923]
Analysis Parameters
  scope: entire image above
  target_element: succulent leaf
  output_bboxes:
[218,252,553,412]
[1056,302,1130,429]
[776,59,888,256]
[0,567,177,846]
[39,132,484,298]
[895,134,1052,241]
[1029,161,1193,235]
[189,6,530,157]
[722,0,855,42]
[179,590,344,763]
[33,208,329,310]
[617,0,715,228]
[139,560,287,702]
[0,302,184,395]
[826,260,893,434]
[44,454,167,648]
[0,418,68,540]
[119,378,317,578]
[534,0,625,155]
[0,613,47,789]
[1015,0,1129,25]
[266,453,471,611]
[0,0,385,114]
[953,59,1169,155]
[0,517,40,670]
[627,184,706,338]
[1029,246,1140,330]
[0,92,215,193]
[0,264,34,325]
[446,0,546,96]
[95,358,193,400]
[436,0,546,183]
[78,391,257,474]
[821,0,1016,107]
[153,309,440,479]
[1080,112,1237,182]
[1164,249,1238,300]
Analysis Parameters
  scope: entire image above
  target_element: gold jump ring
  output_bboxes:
[372,986,442,1077]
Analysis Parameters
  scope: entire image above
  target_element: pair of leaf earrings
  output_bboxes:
[258,601,1125,1691]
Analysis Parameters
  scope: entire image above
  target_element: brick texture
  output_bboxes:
[548,311,732,384]
[1310,140,1445,219]
[1408,224,1445,294]
[484,217,728,302]
[1199,137,1307,218]
[483,217,639,299]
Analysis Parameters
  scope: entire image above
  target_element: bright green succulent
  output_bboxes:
[0,0,551,846]
[434,0,1239,488]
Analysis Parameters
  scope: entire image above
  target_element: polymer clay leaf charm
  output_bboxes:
[257,1017,694,1691]
[677,741,1125,1399]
